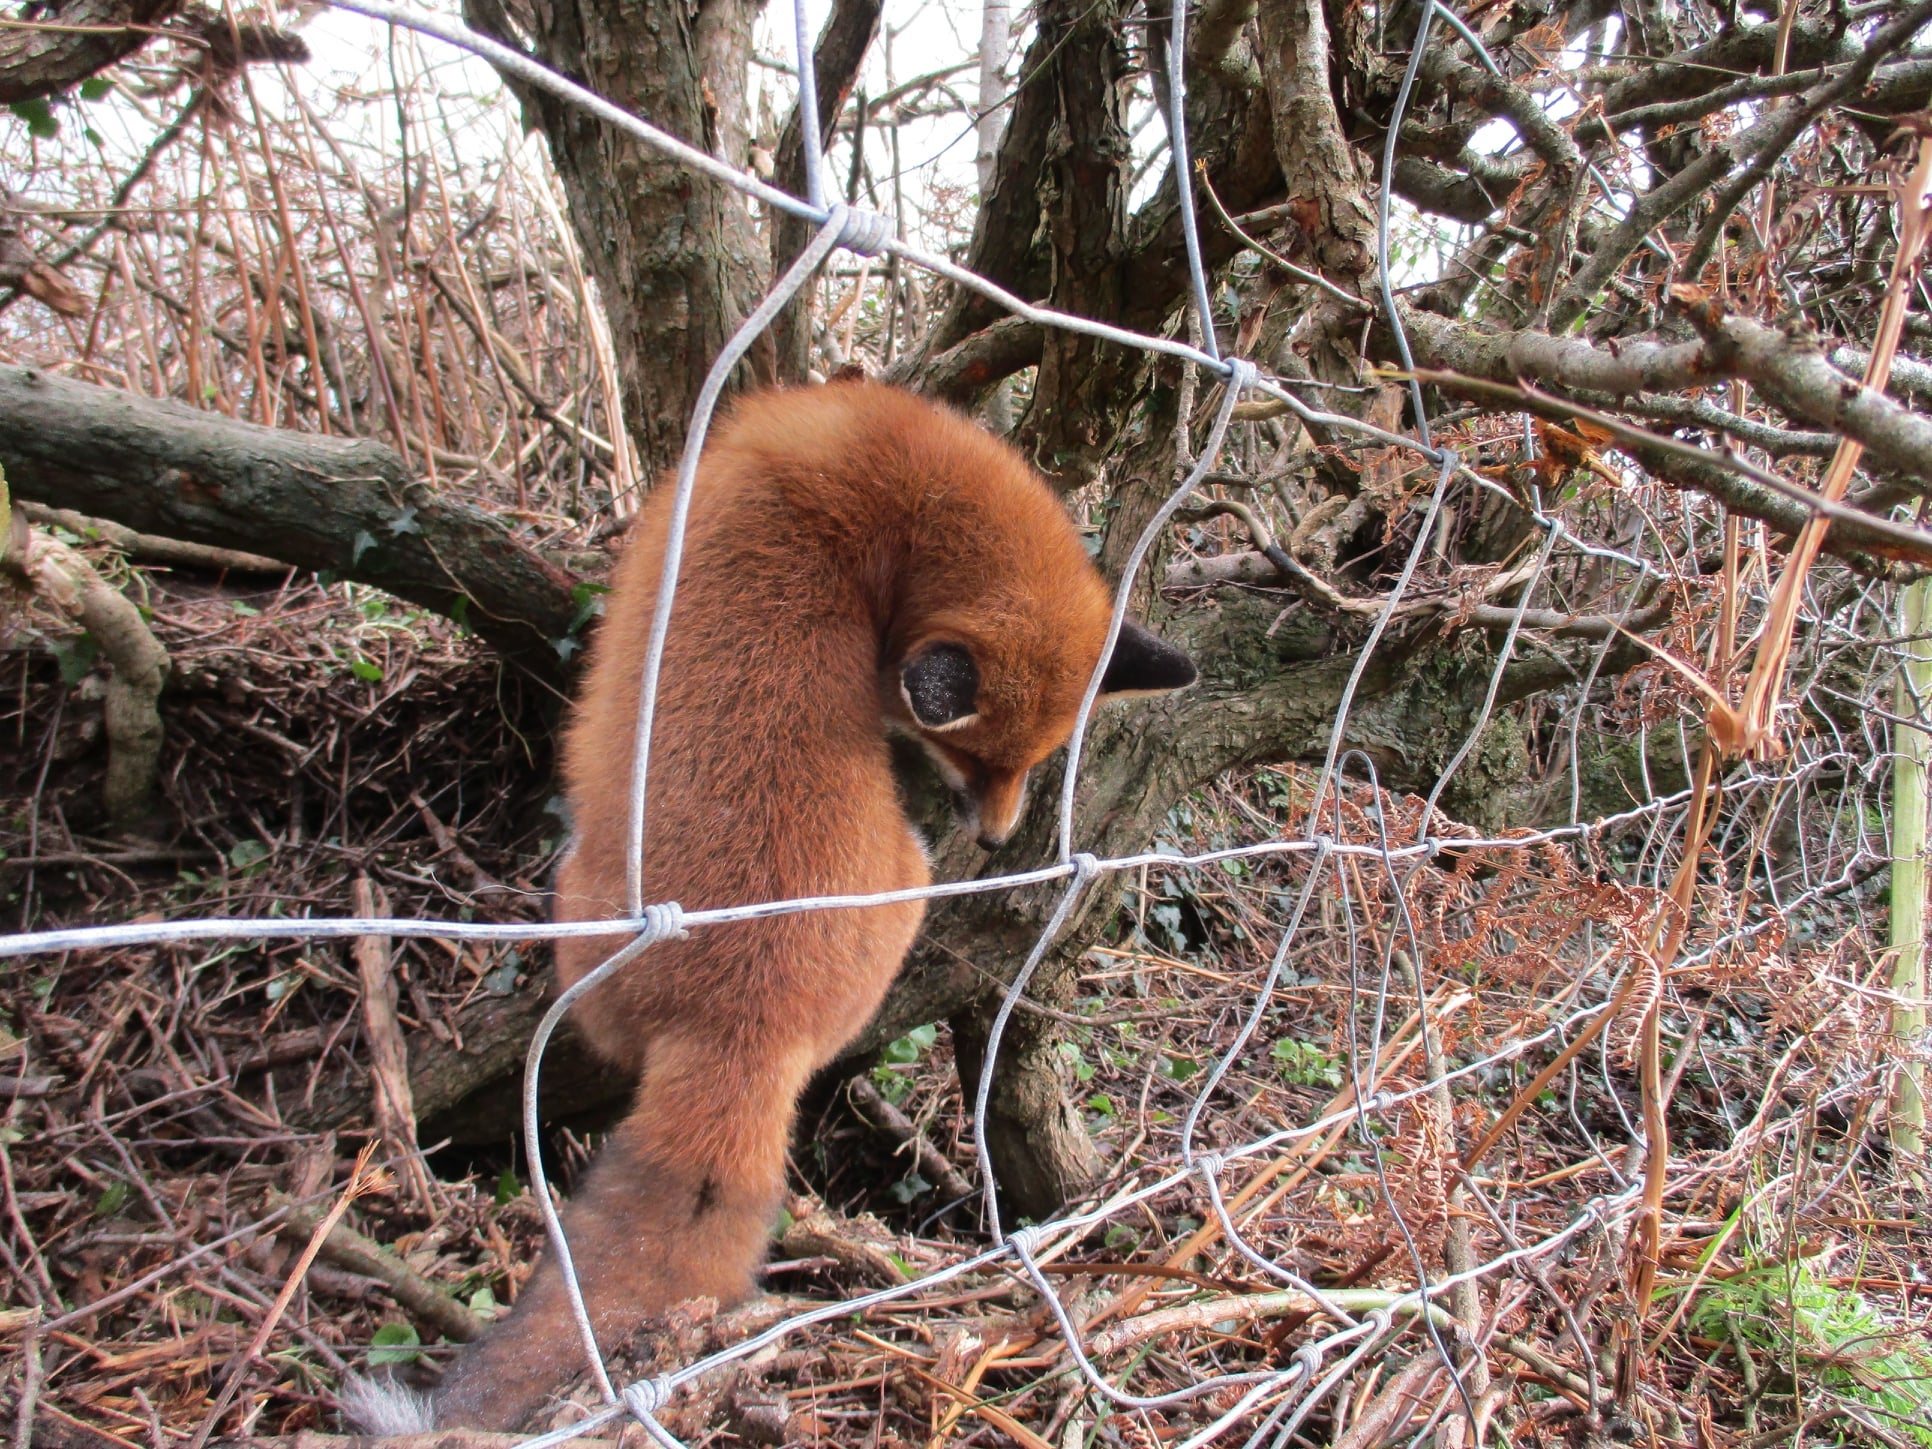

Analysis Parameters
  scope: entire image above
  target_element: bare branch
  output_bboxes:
[1555,0,1932,330]
[1420,52,1582,175]
[1690,306,1932,489]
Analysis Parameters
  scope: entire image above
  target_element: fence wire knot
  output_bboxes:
[825,201,893,258]
[1003,1224,1048,1258]
[1222,357,1258,393]
[1070,851,1100,885]
[623,1378,669,1420]
[637,901,688,943]
[1191,1150,1226,1178]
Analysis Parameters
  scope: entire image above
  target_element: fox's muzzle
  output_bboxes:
[971,769,1028,851]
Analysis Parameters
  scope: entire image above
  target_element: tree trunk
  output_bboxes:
[1008,0,1140,493]
[468,0,772,475]
[951,991,1103,1226]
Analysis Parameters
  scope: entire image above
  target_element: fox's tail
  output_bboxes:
[419,1029,813,1431]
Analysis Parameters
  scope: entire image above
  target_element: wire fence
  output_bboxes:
[2,0,1924,1444]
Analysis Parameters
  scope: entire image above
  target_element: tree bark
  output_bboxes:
[1004,0,1138,491]
[0,0,181,105]
[951,989,1103,1225]
[1253,0,1376,283]
[16,529,169,827]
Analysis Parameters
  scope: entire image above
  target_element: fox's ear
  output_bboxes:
[1099,619,1197,697]
[902,642,980,729]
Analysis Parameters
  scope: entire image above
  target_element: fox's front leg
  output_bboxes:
[433,1031,813,1430]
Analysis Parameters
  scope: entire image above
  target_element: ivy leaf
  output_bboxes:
[368,1321,422,1366]
[568,580,610,636]
[229,839,271,871]
[9,98,58,138]
[480,953,520,996]
[78,78,112,101]
[887,1173,930,1204]
[869,1063,911,1105]
[881,1025,935,1065]
[351,530,378,566]
[93,1181,130,1218]
[50,633,99,685]
[387,504,421,536]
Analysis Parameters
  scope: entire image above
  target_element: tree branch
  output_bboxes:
[1401,302,1932,491]
[1594,13,1856,118]
[891,313,1042,405]
[1555,0,1932,331]
[1420,51,1581,175]
[1679,30,1932,281]
[1631,441,1927,582]
[0,365,581,680]
[1690,307,1932,489]
[1392,155,1518,226]
[0,0,180,104]
[1387,349,1932,577]
[1253,0,1375,282]
[1398,303,1710,395]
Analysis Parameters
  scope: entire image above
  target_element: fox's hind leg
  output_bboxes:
[431,1029,815,1430]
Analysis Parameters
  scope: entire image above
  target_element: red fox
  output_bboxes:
[350,381,1194,1431]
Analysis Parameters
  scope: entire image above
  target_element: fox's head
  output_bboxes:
[889,616,1196,849]
[838,386,1196,851]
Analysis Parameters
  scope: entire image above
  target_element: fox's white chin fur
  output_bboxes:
[338,1374,437,1436]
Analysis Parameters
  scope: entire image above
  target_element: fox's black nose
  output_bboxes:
[976,830,1007,852]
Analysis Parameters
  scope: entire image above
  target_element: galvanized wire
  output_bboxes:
[0,791,1711,960]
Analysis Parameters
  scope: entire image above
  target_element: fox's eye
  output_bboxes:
[902,643,979,729]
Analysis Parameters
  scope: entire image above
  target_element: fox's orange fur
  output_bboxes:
[422,382,1193,1429]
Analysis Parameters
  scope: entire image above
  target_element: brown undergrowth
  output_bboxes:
[2,550,1925,1447]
